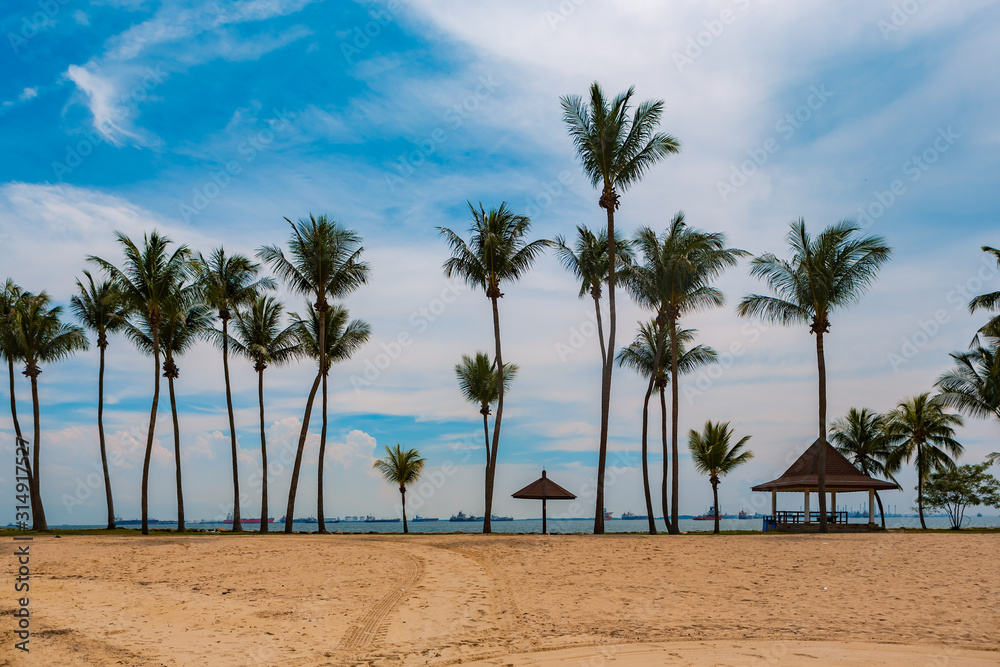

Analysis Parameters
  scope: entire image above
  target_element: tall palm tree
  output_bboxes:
[883,393,964,529]
[553,225,634,368]
[125,283,211,532]
[738,219,891,532]
[0,281,31,489]
[936,341,1000,428]
[617,322,716,533]
[229,296,303,533]
[687,421,753,534]
[196,248,275,532]
[258,215,369,534]
[455,352,518,518]
[11,292,89,530]
[290,304,370,532]
[830,408,895,528]
[439,202,548,533]
[968,246,1000,337]
[90,231,192,535]
[561,82,680,533]
[70,271,127,530]
[628,215,746,534]
[373,444,426,533]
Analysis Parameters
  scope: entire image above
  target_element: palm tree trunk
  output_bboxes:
[917,448,926,529]
[592,295,606,369]
[482,409,491,528]
[816,330,828,533]
[222,317,242,532]
[874,490,886,529]
[669,316,680,535]
[401,486,408,534]
[97,343,115,530]
[8,359,39,528]
[167,369,184,532]
[659,386,670,531]
[317,367,328,533]
[28,372,47,531]
[712,478,720,534]
[284,371,322,533]
[142,334,161,536]
[258,368,268,534]
[639,378,656,535]
[486,295,504,534]
[595,202,617,535]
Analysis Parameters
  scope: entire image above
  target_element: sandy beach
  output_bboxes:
[2,532,998,666]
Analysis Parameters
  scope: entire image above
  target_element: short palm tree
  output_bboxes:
[195,248,275,532]
[455,352,518,517]
[561,83,681,533]
[618,322,716,533]
[687,421,753,534]
[290,304,370,532]
[258,215,369,534]
[884,393,964,529]
[830,408,895,528]
[373,444,426,533]
[439,202,547,533]
[229,296,303,533]
[553,225,634,368]
[627,215,746,534]
[738,220,891,532]
[10,292,89,530]
[70,271,127,530]
[90,230,192,535]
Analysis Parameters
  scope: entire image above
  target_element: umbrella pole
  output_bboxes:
[542,498,547,534]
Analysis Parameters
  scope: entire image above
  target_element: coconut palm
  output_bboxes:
[968,247,1000,337]
[258,215,369,534]
[455,352,518,517]
[627,215,746,534]
[70,271,127,530]
[289,304,370,532]
[10,292,89,530]
[0,281,30,477]
[195,248,275,532]
[561,82,681,533]
[830,408,895,528]
[936,341,1000,428]
[883,393,964,529]
[89,231,192,535]
[229,296,304,533]
[125,283,211,532]
[553,225,634,368]
[439,202,548,533]
[618,322,716,533]
[737,219,891,532]
[687,421,753,534]
[373,444,426,533]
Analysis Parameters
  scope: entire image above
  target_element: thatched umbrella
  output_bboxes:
[512,470,576,534]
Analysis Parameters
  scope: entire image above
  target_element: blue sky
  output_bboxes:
[2,0,999,525]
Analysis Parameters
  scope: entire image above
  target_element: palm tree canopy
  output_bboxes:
[290,303,370,373]
[373,443,426,488]
[195,247,276,321]
[553,225,634,299]
[738,219,892,332]
[124,283,212,361]
[968,247,1000,334]
[454,352,519,414]
[439,202,550,298]
[0,279,25,363]
[228,295,303,372]
[687,420,753,481]
[11,292,89,371]
[616,321,716,386]
[70,270,128,348]
[257,215,369,307]
[935,340,1000,422]
[884,393,964,475]
[560,82,681,202]
[830,407,893,479]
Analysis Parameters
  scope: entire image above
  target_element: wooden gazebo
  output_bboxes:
[512,470,576,534]
[752,439,898,531]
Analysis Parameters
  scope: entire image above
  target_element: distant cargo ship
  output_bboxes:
[619,512,648,520]
[364,515,400,523]
[115,517,169,525]
[224,514,274,524]
[450,511,483,522]
[412,516,439,522]
[279,515,318,523]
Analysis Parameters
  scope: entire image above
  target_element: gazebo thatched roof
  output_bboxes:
[512,470,576,500]
[751,439,899,493]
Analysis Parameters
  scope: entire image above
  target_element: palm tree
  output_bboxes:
[617,322,716,533]
[455,352,518,517]
[125,283,211,532]
[687,421,753,534]
[968,247,1000,337]
[258,215,369,534]
[553,225,634,368]
[561,82,680,533]
[229,296,303,533]
[90,231,192,535]
[883,393,964,529]
[738,219,891,532]
[936,341,1000,427]
[0,281,31,485]
[373,444,426,533]
[290,304,370,532]
[627,215,746,534]
[439,202,548,533]
[830,408,895,528]
[195,248,275,532]
[70,271,127,530]
[10,292,89,530]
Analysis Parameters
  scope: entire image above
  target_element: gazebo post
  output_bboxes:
[803,491,810,523]
[771,490,776,519]
[831,491,837,522]
[542,498,547,534]
[868,488,876,525]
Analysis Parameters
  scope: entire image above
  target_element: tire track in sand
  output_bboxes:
[337,547,424,651]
